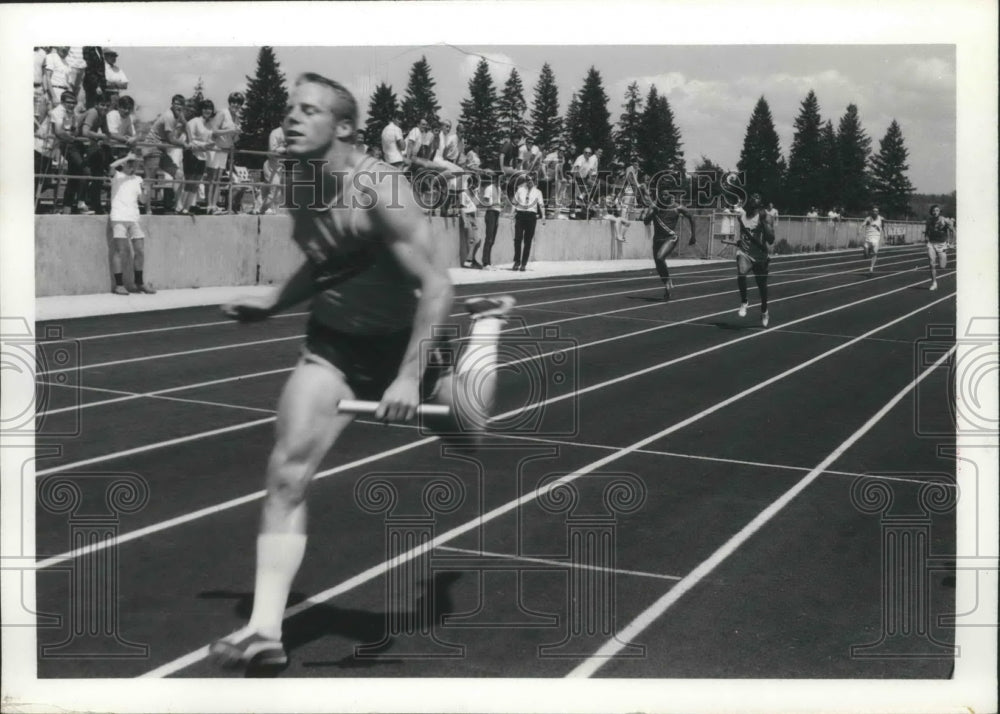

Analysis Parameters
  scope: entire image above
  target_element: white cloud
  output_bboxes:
[459,51,517,83]
[892,57,955,92]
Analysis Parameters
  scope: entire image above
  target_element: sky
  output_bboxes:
[115,44,956,194]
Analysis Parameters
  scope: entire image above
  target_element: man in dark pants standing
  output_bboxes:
[642,186,695,300]
[481,174,504,269]
[512,174,545,271]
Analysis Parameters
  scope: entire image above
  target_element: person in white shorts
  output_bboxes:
[108,154,155,294]
[205,91,244,214]
[261,125,288,214]
[860,204,885,276]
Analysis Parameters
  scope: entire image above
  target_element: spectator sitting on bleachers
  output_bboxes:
[46,91,92,214]
[404,117,427,162]
[79,95,113,213]
[520,136,543,178]
[205,91,243,214]
[380,109,405,168]
[106,95,139,158]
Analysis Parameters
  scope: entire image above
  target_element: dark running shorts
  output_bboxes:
[302,318,452,401]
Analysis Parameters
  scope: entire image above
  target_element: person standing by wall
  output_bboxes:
[511,174,545,271]
[481,174,504,270]
[107,153,155,295]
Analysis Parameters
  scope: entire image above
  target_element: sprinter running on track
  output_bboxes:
[923,204,954,292]
[642,186,695,300]
[210,73,514,670]
[732,192,775,326]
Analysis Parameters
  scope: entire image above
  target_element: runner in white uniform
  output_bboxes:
[860,205,885,276]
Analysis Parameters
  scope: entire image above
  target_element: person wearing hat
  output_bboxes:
[108,153,155,294]
[104,49,129,100]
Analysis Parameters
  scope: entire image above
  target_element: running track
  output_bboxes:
[33,244,958,679]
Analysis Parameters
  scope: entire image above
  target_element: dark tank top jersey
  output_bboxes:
[736,207,770,263]
[925,216,951,243]
[649,205,683,238]
[286,155,420,335]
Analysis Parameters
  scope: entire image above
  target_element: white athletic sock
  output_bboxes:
[455,318,502,427]
[247,533,307,640]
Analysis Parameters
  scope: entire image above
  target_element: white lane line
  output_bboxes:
[36,367,293,417]
[480,253,931,348]
[34,437,439,571]
[38,335,302,376]
[495,272,953,376]
[505,252,925,315]
[139,292,952,679]
[33,271,952,478]
[38,311,310,344]
[435,545,682,582]
[566,341,958,678]
[37,246,924,347]
[37,251,926,376]
[34,418,277,478]
[483,433,956,489]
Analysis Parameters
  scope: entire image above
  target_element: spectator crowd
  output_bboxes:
[32,48,863,228]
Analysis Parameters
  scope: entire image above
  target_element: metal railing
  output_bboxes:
[34,138,285,215]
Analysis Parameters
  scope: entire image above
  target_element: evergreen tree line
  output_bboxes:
[238,48,922,219]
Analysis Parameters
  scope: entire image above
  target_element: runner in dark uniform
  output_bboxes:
[923,204,954,291]
[210,73,515,671]
[733,192,775,326]
[642,187,695,300]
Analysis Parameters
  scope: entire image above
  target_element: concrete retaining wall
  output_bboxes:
[35,211,798,296]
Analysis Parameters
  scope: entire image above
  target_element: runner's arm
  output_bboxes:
[369,181,454,421]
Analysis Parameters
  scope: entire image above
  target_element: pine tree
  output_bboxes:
[819,120,841,210]
[529,63,563,151]
[637,86,684,179]
[737,96,784,205]
[498,68,528,139]
[690,155,726,207]
[237,47,289,170]
[836,103,873,215]
[459,58,500,165]
[568,67,614,163]
[400,56,440,131]
[785,90,825,213]
[563,92,581,154]
[869,120,915,219]
[614,81,644,167]
[192,77,205,105]
[364,83,399,154]
[635,85,660,177]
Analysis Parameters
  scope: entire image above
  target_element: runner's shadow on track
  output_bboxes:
[626,295,668,303]
[199,572,464,675]
[708,321,756,331]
